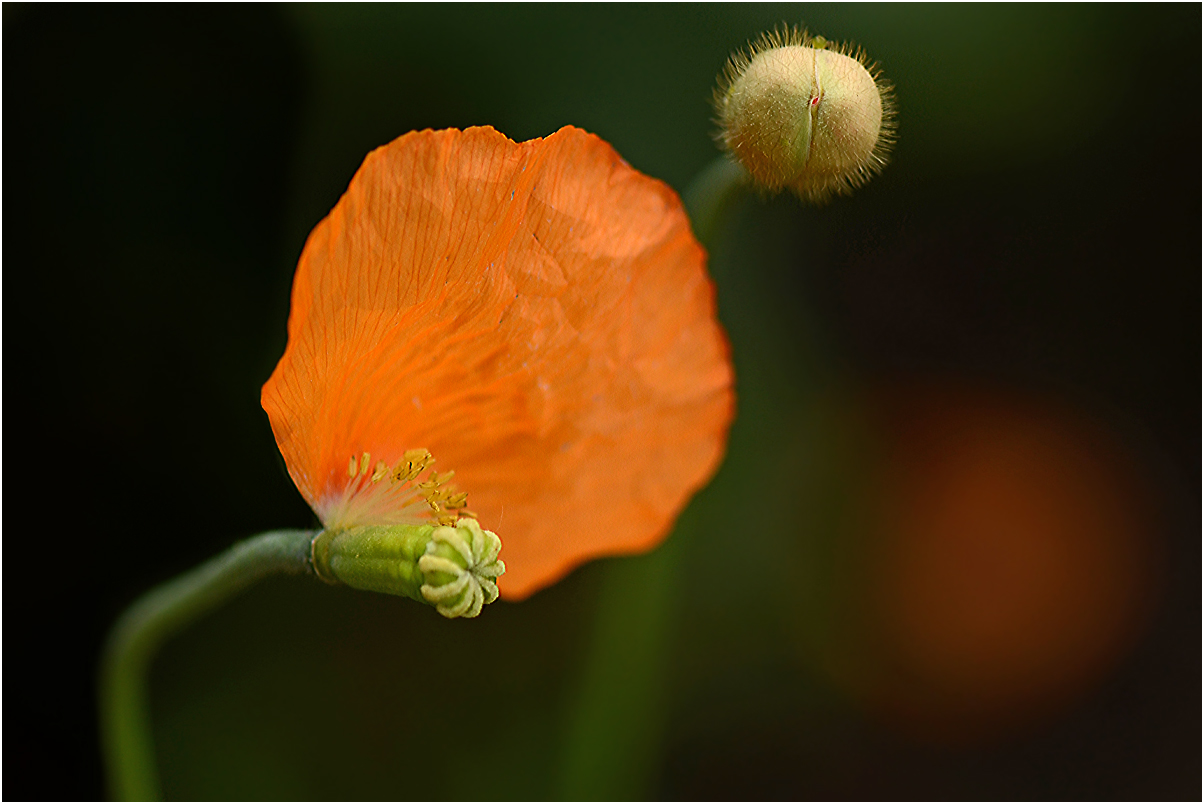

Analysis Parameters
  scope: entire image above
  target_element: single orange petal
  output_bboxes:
[262,125,734,599]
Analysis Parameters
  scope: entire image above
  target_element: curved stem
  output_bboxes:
[555,157,747,798]
[99,529,315,801]
[682,155,749,249]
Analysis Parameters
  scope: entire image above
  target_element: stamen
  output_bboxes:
[323,446,474,532]
[391,449,433,484]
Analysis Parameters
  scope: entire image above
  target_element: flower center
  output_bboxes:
[322,447,474,530]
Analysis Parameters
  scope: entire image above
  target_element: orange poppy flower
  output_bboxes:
[261,125,734,600]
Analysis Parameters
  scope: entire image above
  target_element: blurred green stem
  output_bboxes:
[682,155,749,248]
[557,535,685,798]
[99,529,314,801]
[555,157,745,798]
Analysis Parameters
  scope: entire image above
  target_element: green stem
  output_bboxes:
[682,155,749,248]
[554,156,746,798]
[556,534,685,799]
[99,529,315,801]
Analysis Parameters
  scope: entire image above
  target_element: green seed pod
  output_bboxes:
[715,26,896,203]
[311,518,505,618]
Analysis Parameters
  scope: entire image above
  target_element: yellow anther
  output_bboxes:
[387,453,428,484]
[392,460,413,483]
[341,446,477,530]
[460,508,479,520]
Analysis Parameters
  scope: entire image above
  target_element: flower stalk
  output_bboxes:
[556,148,748,798]
[99,517,507,800]
[99,530,314,801]
[682,155,750,248]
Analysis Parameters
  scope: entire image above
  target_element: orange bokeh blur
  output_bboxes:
[826,382,1162,744]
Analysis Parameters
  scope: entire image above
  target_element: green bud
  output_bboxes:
[311,518,505,618]
[715,25,895,203]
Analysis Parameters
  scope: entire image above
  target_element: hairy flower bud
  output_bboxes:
[715,27,895,203]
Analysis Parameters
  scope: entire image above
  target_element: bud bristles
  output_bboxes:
[714,24,896,203]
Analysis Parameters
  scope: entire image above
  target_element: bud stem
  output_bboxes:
[682,155,749,249]
[556,154,745,797]
[99,529,315,801]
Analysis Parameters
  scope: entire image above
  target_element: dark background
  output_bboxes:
[5,4,1199,800]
